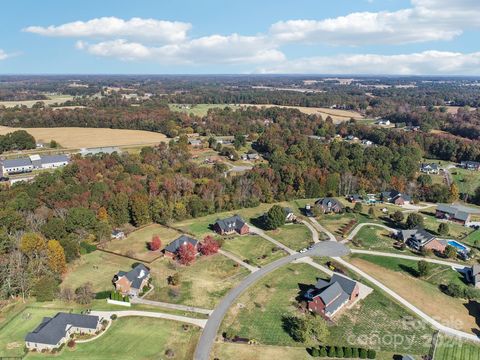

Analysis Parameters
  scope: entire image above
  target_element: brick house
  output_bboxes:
[113,263,150,296]
[163,235,199,257]
[381,190,411,205]
[399,228,447,254]
[315,198,344,214]
[213,215,249,235]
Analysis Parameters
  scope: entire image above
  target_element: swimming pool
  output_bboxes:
[447,240,469,252]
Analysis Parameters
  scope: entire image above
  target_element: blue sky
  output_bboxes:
[1,0,479,74]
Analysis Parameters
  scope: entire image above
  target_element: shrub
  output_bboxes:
[327,346,336,357]
[149,235,162,251]
[95,290,110,299]
[336,346,344,358]
[352,348,359,358]
[344,347,352,358]
[353,202,363,213]
[359,348,367,358]
[67,340,76,348]
[311,347,320,357]
[80,241,97,254]
[165,348,175,358]
[367,349,376,359]
[319,347,328,357]
[110,314,117,320]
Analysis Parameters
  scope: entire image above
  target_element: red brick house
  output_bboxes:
[163,235,199,258]
[213,215,249,235]
[306,274,359,319]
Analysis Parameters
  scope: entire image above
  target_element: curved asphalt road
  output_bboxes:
[193,241,349,360]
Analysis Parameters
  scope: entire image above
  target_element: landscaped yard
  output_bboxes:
[146,253,249,308]
[266,224,313,251]
[27,316,200,360]
[222,234,287,266]
[62,250,135,293]
[434,335,480,360]
[348,254,479,334]
[220,262,433,357]
[101,224,183,262]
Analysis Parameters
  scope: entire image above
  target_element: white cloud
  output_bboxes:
[0,49,13,60]
[77,35,285,64]
[24,17,191,43]
[258,51,480,75]
[270,0,480,45]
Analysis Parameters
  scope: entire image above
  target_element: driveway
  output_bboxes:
[308,217,337,241]
[299,219,319,243]
[193,241,350,360]
[131,298,213,315]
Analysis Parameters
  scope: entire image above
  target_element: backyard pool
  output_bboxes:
[447,240,469,253]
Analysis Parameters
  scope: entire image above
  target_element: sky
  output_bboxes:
[1,0,480,75]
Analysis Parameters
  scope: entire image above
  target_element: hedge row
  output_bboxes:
[310,346,376,359]
[110,291,130,302]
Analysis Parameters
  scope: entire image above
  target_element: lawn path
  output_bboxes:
[218,249,259,272]
[299,220,319,243]
[248,224,297,255]
[307,217,337,241]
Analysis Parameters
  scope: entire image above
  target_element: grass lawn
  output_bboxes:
[27,317,200,360]
[351,225,397,251]
[146,253,249,308]
[461,229,480,247]
[212,343,313,360]
[434,335,480,360]
[62,251,135,293]
[222,234,287,266]
[221,262,433,356]
[450,167,480,196]
[102,224,183,262]
[266,224,313,251]
[420,211,473,240]
[348,254,479,334]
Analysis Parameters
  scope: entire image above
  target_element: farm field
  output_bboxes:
[266,223,313,251]
[26,316,200,360]
[169,103,233,116]
[101,224,182,262]
[434,336,480,360]
[146,253,249,309]
[348,254,479,334]
[222,234,287,267]
[0,126,168,149]
[220,262,433,356]
[0,94,74,108]
[61,250,134,293]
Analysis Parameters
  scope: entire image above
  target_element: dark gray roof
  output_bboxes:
[312,274,358,315]
[437,203,480,221]
[214,215,246,232]
[284,207,293,215]
[324,291,350,316]
[315,197,344,209]
[164,235,198,253]
[421,163,439,170]
[40,154,69,165]
[401,228,436,245]
[330,274,358,296]
[318,282,344,305]
[2,158,32,168]
[472,264,480,276]
[116,263,150,290]
[25,313,99,345]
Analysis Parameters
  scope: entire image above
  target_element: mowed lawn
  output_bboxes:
[62,251,134,293]
[266,224,313,251]
[26,317,200,360]
[102,224,183,262]
[212,343,313,360]
[349,255,479,333]
[147,253,249,309]
[351,225,397,251]
[450,167,480,196]
[222,235,287,267]
[434,336,480,360]
[0,126,168,149]
[220,262,432,356]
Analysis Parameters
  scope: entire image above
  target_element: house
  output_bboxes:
[315,198,344,214]
[468,265,480,288]
[188,139,202,147]
[113,263,150,296]
[436,204,480,226]
[365,194,377,204]
[361,139,373,146]
[25,313,101,351]
[213,215,249,235]
[284,207,296,222]
[304,204,314,217]
[399,228,447,253]
[79,147,121,156]
[111,230,125,240]
[1,158,34,175]
[376,119,391,126]
[38,154,69,169]
[0,154,69,175]
[420,163,440,174]
[163,235,199,257]
[380,190,411,205]
[461,161,480,171]
[346,194,362,203]
[241,153,260,161]
[305,274,360,319]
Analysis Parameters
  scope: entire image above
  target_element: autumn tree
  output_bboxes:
[75,283,95,305]
[129,194,150,226]
[178,243,196,265]
[149,235,162,251]
[97,207,109,222]
[200,235,220,256]
[19,232,47,259]
[47,240,67,274]
[449,183,460,202]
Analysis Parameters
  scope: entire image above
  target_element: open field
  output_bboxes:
[101,224,182,262]
[221,262,433,356]
[147,253,249,308]
[349,255,479,334]
[24,316,200,360]
[169,103,365,122]
[0,94,74,108]
[434,335,480,360]
[266,223,313,250]
[61,251,135,293]
[0,126,168,149]
[222,234,287,267]
[450,167,480,196]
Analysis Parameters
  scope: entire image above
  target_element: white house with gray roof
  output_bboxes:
[1,154,69,175]
[25,312,101,351]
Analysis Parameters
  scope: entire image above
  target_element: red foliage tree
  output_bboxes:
[149,235,162,251]
[177,243,196,265]
[200,236,220,256]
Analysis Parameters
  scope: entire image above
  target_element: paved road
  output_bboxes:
[350,249,469,270]
[333,257,480,343]
[308,217,337,241]
[218,249,259,272]
[344,222,397,242]
[299,220,319,243]
[193,241,349,360]
[90,310,208,328]
[131,297,213,315]
[249,224,297,255]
